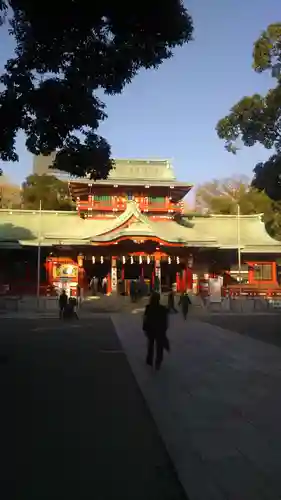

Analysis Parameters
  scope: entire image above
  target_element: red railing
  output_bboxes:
[77,199,182,213]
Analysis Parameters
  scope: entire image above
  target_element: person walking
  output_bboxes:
[143,292,169,370]
[154,275,160,293]
[102,276,108,295]
[178,291,192,320]
[59,289,68,319]
[167,289,178,313]
[89,276,96,296]
[130,279,137,302]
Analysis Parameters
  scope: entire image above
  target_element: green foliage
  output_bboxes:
[0,175,21,208]
[0,1,193,178]
[253,23,281,74]
[195,176,281,240]
[21,174,74,210]
[216,23,281,200]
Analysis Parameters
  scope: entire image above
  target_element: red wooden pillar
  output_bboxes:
[186,254,194,291]
[186,268,193,290]
[182,268,187,292]
[107,271,111,294]
[46,258,53,285]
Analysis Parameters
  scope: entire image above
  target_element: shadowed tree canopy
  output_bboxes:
[195,176,281,240]
[216,23,281,200]
[0,1,193,179]
[21,174,74,210]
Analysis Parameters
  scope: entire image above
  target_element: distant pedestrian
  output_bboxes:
[167,289,178,313]
[90,276,98,296]
[102,276,108,295]
[65,297,79,320]
[143,292,169,370]
[130,280,137,302]
[154,275,160,293]
[178,291,192,320]
[59,289,68,319]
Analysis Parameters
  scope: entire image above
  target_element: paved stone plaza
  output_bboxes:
[2,311,281,499]
[113,312,281,500]
[0,317,186,500]
[200,313,281,349]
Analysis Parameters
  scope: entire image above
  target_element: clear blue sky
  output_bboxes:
[0,0,279,190]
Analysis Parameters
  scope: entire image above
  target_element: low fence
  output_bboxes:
[0,295,60,312]
[205,296,281,313]
[195,285,281,313]
[1,284,281,314]
[0,283,56,297]
[221,286,281,298]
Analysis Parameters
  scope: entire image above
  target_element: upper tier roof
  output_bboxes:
[107,159,177,181]
[33,156,192,198]
[0,202,280,252]
[34,156,177,182]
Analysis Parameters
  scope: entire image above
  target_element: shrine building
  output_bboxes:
[0,158,280,295]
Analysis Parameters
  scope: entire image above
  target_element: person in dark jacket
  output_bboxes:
[154,275,160,293]
[167,289,178,313]
[59,289,68,319]
[143,292,169,370]
[178,291,192,320]
[130,279,137,302]
[64,297,79,320]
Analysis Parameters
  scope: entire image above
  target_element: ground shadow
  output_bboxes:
[0,223,36,242]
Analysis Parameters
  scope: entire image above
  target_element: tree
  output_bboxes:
[0,174,21,208]
[21,174,74,210]
[196,176,248,214]
[0,1,193,179]
[216,23,281,200]
[195,176,281,239]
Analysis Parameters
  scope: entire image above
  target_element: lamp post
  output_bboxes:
[237,203,242,289]
[227,187,242,290]
[36,200,42,307]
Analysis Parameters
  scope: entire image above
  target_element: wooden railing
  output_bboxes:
[77,199,182,213]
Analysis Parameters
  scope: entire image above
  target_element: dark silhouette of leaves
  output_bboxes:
[0,1,193,178]
[216,23,281,200]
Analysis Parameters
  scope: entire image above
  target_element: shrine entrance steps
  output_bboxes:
[81,293,206,315]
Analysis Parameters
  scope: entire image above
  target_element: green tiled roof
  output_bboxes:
[33,156,178,182]
[108,159,176,181]
[182,214,281,252]
[0,210,109,246]
[0,204,280,252]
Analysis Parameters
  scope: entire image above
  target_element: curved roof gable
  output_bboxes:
[0,206,280,251]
